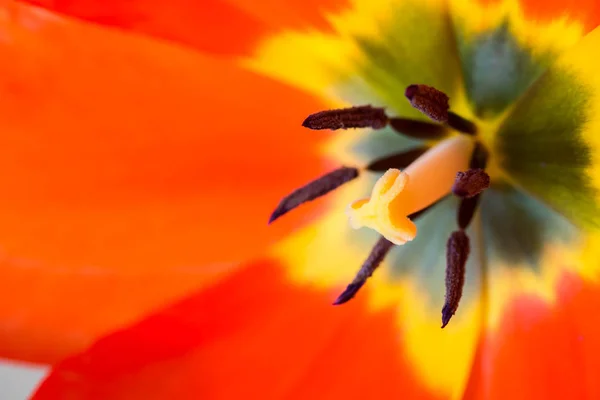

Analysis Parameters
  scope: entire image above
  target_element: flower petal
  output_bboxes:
[247,0,466,120]
[0,257,235,364]
[22,0,350,56]
[463,272,600,399]
[0,3,330,363]
[31,259,441,400]
[450,0,587,117]
[22,0,270,56]
[225,0,350,31]
[494,26,600,229]
[498,0,600,33]
[271,179,486,398]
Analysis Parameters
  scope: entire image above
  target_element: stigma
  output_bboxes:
[346,135,475,245]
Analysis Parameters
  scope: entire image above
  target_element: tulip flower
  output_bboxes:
[2,0,600,399]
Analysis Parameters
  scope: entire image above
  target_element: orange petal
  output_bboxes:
[463,273,600,399]
[22,0,271,56]
[0,257,236,364]
[521,0,600,33]
[32,259,442,400]
[0,3,330,362]
[478,0,600,33]
[21,0,351,56]
[1,2,330,270]
[226,0,350,32]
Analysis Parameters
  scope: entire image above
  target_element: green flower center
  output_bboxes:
[268,11,587,327]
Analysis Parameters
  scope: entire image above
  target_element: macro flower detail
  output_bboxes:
[272,84,489,326]
[4,0,600,399]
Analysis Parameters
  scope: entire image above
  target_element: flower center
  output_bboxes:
[269,83,495,328]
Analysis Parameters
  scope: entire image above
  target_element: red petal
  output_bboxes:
[226,0,350,31]
[32,260,442,400]
[463,273,600,399]
[1,2,329,271]
[478,0,600,33]
[523,0,600,33]
[22,0,270,56]
[21,0,351,56]
[0,3,330,363]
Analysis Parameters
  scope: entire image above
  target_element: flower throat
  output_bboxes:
[269,84,490,329]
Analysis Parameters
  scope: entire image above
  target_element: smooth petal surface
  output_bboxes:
[32,259,442,400]
[22,0,350,56]
[494,25,600,229]
[0,3,329,363]
[480,0,600,34]
[463,272,600,400]
[22,0,267,56]
[225,0,350,31]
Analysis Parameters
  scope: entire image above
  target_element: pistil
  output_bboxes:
[346,135,475,245]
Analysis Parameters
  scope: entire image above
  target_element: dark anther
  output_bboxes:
[366,147,428,172]
[388,118,447,140]
[442,230,470,328]
[457,195,480,230]
[469,142,489,169]
[333,236,394,305]
[269,167,359,224]
[404,84,449,123]
[452,169,490,198]
[447,111,477,135]
[302,105,388,130]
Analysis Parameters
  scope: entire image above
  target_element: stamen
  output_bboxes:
[442,230,470,328]
[452,168,490,198]
[366,147,428,172]
[457,196,480,230]
[333,236,393,305]
[455,142,490,229]
[269,167,359,224]
[388,118,447,140]
[469,142,489,169]
[333,201,440,305]
[404,84,449,123]
[447,112,477,135]
[302,105,388,130]
[404,84,479,135]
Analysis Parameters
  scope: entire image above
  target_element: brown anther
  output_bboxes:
[442,230,470,328]
[452,168,490,198]
[302,105,388,130]
[405,84,449,123]
[333,236,393,305]
[269,167,359,224]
